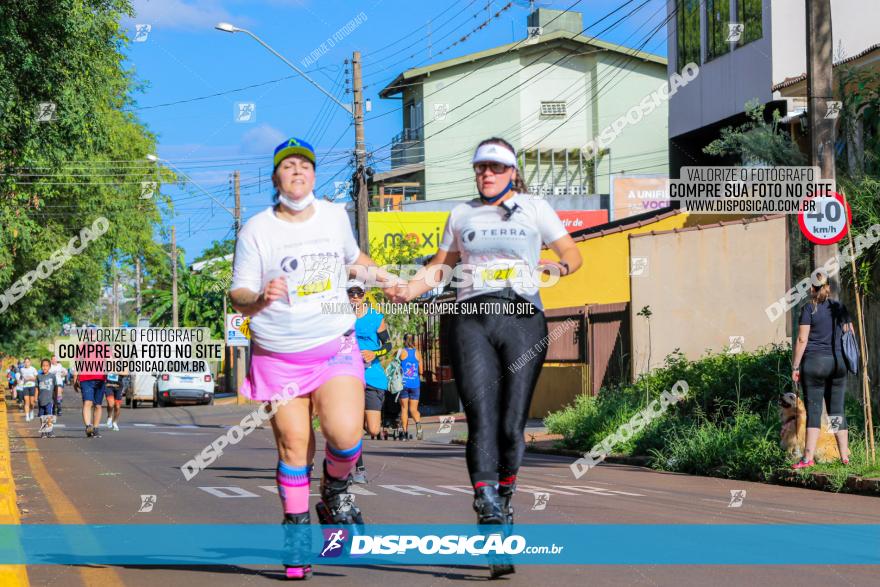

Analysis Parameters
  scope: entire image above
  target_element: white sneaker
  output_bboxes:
[106,418,113,428]
[112,422,119,431]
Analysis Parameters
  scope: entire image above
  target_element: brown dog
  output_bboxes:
[779,392,841,462]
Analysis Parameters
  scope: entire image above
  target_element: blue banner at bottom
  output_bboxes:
[0,524,877,565]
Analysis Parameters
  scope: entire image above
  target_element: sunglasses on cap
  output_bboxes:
[473,162,511,174]
[347,288,365,298]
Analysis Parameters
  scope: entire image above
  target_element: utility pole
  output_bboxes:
[112,264,119,328]
[353,50,369,253]
[806,0,838,287]
[171,225,178,328]
[232,170,246,403]
[234,170,241,233]
[135,255,142,325]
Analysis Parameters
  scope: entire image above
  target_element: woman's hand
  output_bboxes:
[792,369,800,383]
[260,277,288,308]
[361,350,376,363]
[537,259,568,276]
[387,282,412,303]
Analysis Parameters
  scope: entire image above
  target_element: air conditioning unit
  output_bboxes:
[540,101,566,117]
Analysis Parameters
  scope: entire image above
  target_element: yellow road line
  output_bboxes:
[0,399,29,586]
[20,422,125,587]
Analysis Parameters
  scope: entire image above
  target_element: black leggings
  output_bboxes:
[801,352,847,430]
[449,298,548,486]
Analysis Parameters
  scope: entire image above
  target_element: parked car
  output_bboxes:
[154,369,215,406]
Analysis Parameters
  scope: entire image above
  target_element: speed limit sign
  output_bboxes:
[798,191,851,245]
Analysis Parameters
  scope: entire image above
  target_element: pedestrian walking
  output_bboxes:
[791,271,852,468]
[398,334,423,441]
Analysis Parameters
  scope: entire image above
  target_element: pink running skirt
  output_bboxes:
[240,330,364,402]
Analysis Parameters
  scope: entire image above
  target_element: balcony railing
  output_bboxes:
[391,128,424,168]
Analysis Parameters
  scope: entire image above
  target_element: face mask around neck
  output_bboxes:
[277,191,316,212]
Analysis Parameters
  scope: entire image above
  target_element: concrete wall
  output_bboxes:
[628,215,789,376]
[539,212,685,308]
[591,52,669,195]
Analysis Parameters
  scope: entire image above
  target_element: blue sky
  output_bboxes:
[124,0,668,261]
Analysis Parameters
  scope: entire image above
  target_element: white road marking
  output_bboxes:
[378,485,452,496]
[199,486,260,498]
[133,423,156,427]
[150,431,210,436]
[437,485,476,495]
[554,485,644,497]
[260,485,321,497]
[348,484,377,496]
[198,484,645,500]
[517,484,578,496]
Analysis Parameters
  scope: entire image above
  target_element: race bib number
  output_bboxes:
[23,382,35,388]
[473,260,526,290]
[285,253,341,304]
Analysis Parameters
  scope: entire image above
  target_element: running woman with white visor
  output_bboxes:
[392,137,582,579]
[230,136,399,580]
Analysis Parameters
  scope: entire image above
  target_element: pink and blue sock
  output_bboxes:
[324,440,362,480]
[277,460,312,515]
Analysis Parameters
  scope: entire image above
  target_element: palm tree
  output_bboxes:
[144,260,227,339]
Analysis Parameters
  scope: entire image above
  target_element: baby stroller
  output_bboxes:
[380,389,408,440]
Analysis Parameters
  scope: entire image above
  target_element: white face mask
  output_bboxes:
[277,191,316,212]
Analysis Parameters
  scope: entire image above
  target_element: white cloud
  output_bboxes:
[240,124,286,155]
[129,0,248,31]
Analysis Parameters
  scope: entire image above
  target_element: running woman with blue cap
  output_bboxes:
[391,137,582,579]
[230,136,399,580]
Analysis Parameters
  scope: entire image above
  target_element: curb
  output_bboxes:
[455,436,880,497]
[0,400,30,586]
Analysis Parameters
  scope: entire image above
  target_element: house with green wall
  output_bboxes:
[375,8,669,213]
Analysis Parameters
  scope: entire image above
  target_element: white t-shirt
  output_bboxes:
[50,363,67,386]
[19,366,38,388]
[438,193,568,309]
[231,201,361,353]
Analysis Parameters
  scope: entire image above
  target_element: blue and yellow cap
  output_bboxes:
[273,137,316,169]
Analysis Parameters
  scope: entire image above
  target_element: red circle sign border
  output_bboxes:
[798,191,852,245]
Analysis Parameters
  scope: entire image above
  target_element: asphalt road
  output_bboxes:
[8,388,880,587]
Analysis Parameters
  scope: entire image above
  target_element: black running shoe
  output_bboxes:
[282,512,312,580]
[85,425,94,438]
[316,462,364,527]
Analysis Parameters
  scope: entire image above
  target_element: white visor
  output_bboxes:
[472,143,517,168]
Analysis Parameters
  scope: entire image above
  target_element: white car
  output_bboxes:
[154,370,215,407]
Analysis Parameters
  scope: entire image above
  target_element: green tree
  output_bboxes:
[703,99,807,166]
[194,239,235,264]
[142,253,227,339]
[0,1,169,352]
[366,235,428,343]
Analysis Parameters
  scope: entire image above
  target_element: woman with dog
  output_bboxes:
[791,272,852,468]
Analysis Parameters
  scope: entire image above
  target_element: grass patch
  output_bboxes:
[544,344,880,489]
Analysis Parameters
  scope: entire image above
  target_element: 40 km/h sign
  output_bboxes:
[799,192,852,245]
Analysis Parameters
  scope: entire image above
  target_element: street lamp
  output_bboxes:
[213,22,352,114]
[214,23,370,253]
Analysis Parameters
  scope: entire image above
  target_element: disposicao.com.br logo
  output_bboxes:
[348,533,562,556]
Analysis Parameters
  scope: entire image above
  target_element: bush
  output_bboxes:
[649,405,787,481]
